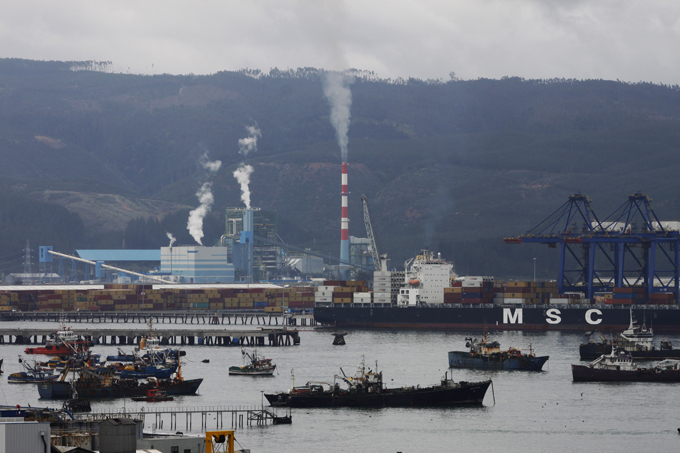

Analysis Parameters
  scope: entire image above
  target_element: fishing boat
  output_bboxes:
[120,362,177,380]
[229,350,276,376]
[106,348,137,362]
[448,334,549,371]
[579,309,680,360]
[38,357,202,399]
[265,358,492,408]
[572,348,680,382]
[131,388,174,402]
[8,357,59,383]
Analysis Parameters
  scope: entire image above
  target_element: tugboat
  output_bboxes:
[448,334,549,371]
[572,348,680,382]
[264,358,492,408]
[8,357,59,383]
[131,387,174,402]
[229,350,276,376]
[579,309,680,360]
[24,324,91,356]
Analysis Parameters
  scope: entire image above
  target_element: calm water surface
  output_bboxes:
[1,321,679,452]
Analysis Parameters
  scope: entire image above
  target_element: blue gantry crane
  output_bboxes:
[505,192,680,304]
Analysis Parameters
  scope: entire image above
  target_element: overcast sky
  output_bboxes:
[1,1,679,84]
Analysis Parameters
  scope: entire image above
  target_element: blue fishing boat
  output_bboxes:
[448,334,549,371]
[120,363,177,379]
[106,348,136,362]
[8,357,59,383]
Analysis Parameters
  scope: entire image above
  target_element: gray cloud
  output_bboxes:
[0,1,679,83]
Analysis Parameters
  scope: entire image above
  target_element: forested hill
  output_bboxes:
[1,58,680,279]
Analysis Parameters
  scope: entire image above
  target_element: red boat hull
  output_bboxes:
[25,342,91,355]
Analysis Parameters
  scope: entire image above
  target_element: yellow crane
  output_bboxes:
[205,430,235,453]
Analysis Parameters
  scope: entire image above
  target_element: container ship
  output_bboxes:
[313,250,680,333]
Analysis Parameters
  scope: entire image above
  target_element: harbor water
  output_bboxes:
[1,321,679,452]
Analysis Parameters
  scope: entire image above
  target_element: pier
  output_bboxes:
[0,327,300,347]
[0,310,317,327]
[74,405,291,430]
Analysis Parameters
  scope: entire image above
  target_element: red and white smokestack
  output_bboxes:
[340,162,350,278]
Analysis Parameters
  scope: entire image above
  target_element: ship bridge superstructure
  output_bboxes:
[505,193,680,304]
[398,249,454,306]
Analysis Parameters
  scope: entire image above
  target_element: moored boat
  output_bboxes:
[572,349,680,382]
[265,359,492,408]
[229,349,276,376]
[38,357,202,399]
[131,388,174,402]
[37,371,203,399]
[25,324,91,356]
[448,334,549,371]
[579,309,680,360]
[8,357,59,383]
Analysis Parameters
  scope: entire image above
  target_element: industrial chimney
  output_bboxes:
[340,162,349,279]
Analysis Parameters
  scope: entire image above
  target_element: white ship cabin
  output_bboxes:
[590,349,636,371]
[52,328,78,344]
[397,250,455,306]
[139,336,162,351]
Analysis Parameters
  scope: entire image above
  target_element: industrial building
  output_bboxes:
[222,207,282,281]
[37,201,372,284]
[159,245,234,283]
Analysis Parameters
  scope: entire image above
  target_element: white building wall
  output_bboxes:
[160,246,234,283]
[0,421,50,453]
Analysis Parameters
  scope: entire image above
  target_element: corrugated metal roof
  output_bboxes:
[151,283,280,289]
[0,285,105,291]
[76,250,160,262]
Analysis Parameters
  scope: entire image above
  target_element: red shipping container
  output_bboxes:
[464,298,484,304]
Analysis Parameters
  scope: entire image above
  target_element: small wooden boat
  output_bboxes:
[131,388,174,402]
[229,349,276,376]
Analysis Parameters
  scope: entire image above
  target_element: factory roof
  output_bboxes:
[76,250,161,262]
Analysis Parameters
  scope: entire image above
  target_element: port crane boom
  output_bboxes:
[362,195,382,271]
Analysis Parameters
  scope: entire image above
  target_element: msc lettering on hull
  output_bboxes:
[502,308,603,325]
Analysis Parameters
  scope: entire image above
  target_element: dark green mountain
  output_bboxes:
[1,58,680,279]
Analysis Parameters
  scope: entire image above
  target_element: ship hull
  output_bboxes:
[228,367,275,376]
[25,341,91,355]
[37,378,203,399]
[579,343,680,361]
[314,305,680,333]
[571,365,680,382]
[265,380,491,408]
[448,352,548,371]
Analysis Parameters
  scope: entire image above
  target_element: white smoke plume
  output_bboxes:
[233,164,254,209]
[186,151,221,245]
[322,71,354,162]
[199,152,222,173]
[238,126,262,156]
[187,182,215,245]
[166,232,176,248]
